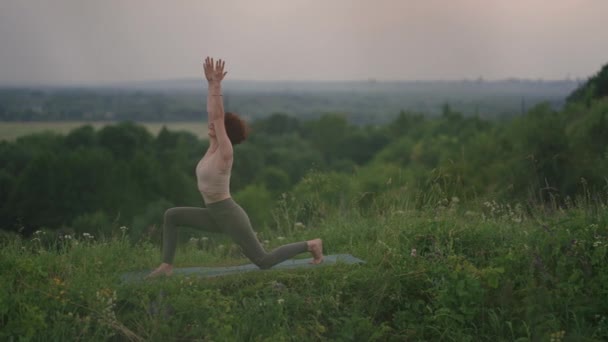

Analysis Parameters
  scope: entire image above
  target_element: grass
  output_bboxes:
[0,121,209,141]
[1,194,608,341]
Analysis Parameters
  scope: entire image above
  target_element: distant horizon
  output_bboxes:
[0,76,587,89]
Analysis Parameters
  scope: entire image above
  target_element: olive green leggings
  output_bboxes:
[162,198,308,269]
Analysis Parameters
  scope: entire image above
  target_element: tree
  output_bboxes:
[98,121,153,159]
[65,125,96,149]
[567,62,608,105]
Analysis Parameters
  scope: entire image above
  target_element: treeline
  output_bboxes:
[1,87,606,239]
[0,79,578,123]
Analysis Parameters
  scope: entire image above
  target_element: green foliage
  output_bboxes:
[1,194,607,340]
[567,62,608,105]
[3,92,608,235]
[71,211,114,237]
[233,184,274,230]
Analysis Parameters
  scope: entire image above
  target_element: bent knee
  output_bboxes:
[257,263,272,270]
[254,257,273,270]
[164,208,181,223]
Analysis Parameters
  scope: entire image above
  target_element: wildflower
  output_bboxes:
[294,222,305,229]
[119,226,128,232]
[83,233,94,239]
[201,237,208,241]
[410,248,417,257]
[277,298,285,304]
[549,330,565,342]
[277,236,285,241]
[63,234,72,240]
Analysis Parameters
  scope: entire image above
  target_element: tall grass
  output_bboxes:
[1,190,607,341]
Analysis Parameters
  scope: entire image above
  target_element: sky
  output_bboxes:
[0,0,607,85]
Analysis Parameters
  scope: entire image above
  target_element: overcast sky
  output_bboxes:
[1,0,607,85]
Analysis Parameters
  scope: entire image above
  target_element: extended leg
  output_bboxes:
[209,200,322,269]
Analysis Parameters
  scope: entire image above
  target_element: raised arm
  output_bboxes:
[203,57,232,159]
[204,57,227,122]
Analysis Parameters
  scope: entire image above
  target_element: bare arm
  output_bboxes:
[203,57,232,159]
[204,57,226,121]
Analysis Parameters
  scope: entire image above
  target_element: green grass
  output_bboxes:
[0,121,208,141]
[1,195,607,341]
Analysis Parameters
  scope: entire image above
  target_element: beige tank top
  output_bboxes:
[195,149,232,203]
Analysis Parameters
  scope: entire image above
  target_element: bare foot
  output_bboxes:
[146,263,174,279]
[307,238,324,265]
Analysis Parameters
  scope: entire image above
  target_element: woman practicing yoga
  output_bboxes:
[148,57,323,277]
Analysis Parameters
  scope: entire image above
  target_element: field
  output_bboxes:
[1,190,607,341]
[0,121,208,141]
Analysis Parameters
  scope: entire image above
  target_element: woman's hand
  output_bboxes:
[204,57,228,83]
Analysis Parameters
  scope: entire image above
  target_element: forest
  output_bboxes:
[0,66,606,239]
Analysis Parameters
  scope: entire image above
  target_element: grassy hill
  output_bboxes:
[2,190,607,341]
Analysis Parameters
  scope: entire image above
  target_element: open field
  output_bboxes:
[1,195,607,341]
[0,121,208,141]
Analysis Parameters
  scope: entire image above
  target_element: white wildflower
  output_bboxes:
[410,248,417,257]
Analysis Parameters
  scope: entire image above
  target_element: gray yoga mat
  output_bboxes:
[121,254,364,283]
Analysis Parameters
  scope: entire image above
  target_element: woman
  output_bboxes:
[148,57,323,277]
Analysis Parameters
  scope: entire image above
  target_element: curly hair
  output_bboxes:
[224,112,249,145]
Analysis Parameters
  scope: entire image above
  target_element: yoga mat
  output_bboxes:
[121,254,364,283]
